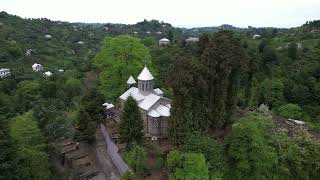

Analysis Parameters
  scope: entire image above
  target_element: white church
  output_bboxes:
[119,66,172,138]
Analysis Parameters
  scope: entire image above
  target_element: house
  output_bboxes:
[185,37,199,43]
[146,31,151,34]
[119,66,171,137]
[43,71,52,77]
[159,38,170,46]
[32,63,43,72]
[156,31,162,34]
[0,68,11,78]
[253,34,261,39]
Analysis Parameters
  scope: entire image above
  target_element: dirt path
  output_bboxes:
[95,127,120,180]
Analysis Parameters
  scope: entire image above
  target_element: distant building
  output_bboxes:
[77,41,84,45]
[0,68,11,78]
[43,71,52,77]
[159,38,170,46]
[45,35,52,39]
[119,66,171,137]
[185,37,199,43]
[253,34,261,39]
[32,63,43,72]
[156,31,162,34]
[146,31,151,34]
[134,31,138,35]
[58,69,64,73]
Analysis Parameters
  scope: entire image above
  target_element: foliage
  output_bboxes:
[10,112,51,180]
[0,110,17,180]
[257,78,285,109]
[272,133,320,179]
[287,42,298,59]
[16,80,41,112]
[167,150,209,180]
[124,143,146,175]
[226,113,277,179]
[181,132,226,179]
[94,35,152,100]
[119,96,144,148]
[76,88,104,143]
[277,103,303,119]
[120,171,135,180]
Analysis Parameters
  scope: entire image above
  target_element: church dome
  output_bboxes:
[138,66,154,81]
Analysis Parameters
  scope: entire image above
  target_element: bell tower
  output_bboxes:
[137,66,154,95]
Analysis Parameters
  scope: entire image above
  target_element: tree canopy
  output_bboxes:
[94,35,153,100]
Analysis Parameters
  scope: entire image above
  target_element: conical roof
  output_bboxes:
[127,75,136,84]
[137,66,154,81]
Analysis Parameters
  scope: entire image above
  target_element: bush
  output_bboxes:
[124,143,146,175]
[277,103,303,119]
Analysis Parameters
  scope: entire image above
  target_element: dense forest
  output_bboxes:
[1,11,320,180]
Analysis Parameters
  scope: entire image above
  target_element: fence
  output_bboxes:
[100,124,129,175]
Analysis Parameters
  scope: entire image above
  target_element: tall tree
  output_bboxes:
[76,88,104,143]
[167,57,208,145]
[119,96,144,147]
[94,35,153,100]
[200,30,247,127]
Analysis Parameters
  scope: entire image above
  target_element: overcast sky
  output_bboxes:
[1,0,320,28]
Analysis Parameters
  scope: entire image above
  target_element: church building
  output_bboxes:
[119,66,171,138]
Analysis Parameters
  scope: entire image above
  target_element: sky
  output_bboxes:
[1,0,320,28]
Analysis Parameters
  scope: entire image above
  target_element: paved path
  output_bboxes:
[95,128,120,180]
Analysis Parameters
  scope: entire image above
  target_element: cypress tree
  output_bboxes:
[119,96,144,148]
[167,57,208,145]
[200,30,247,127]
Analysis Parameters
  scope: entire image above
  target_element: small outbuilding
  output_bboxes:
[32,63,43,72]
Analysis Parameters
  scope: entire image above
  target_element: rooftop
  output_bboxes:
[127,75,136,84]
[137,66,154,81]
[159,38,170,42]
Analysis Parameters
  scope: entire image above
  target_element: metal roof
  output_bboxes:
[137,66,154,81]
[127,75,136,84]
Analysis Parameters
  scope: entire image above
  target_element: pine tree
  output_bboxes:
[119,96,144,148]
